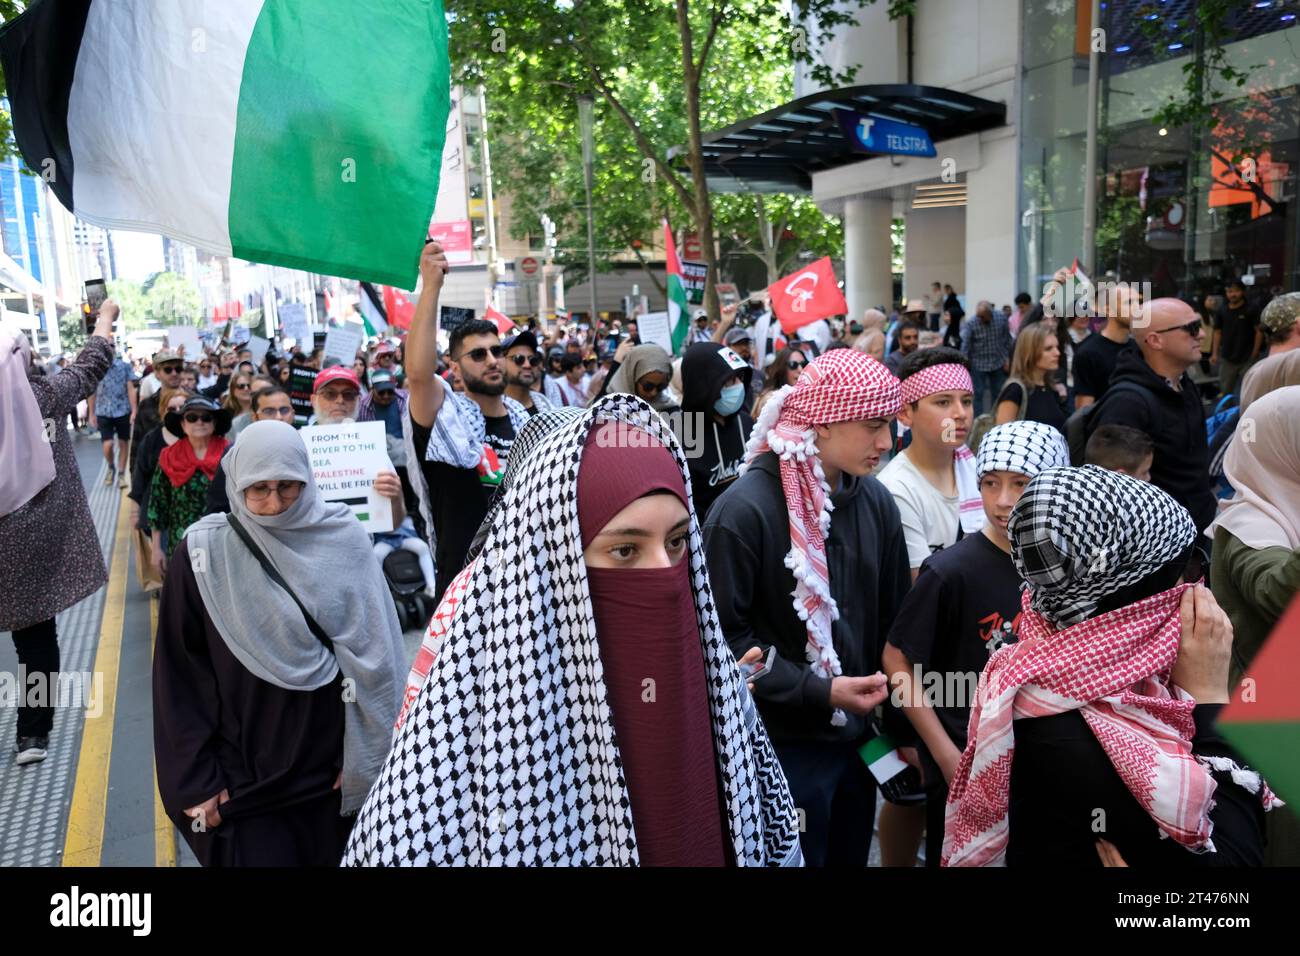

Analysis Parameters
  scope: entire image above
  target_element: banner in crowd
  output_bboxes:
[278,302,310,346]
[0,0,452,287]
[767,256,848,333]
[322,322,365,368]
[301,421,395,533]
[636,311,674,355]
[287,366,316,426]
[680,260,708,305]
[165,325,202,357]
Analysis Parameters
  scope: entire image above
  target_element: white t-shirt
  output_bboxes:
[138,373,160,400]
[877,449,975,569]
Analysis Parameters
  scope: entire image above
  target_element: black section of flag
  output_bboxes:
[0,0,93,210]
[360,282,388,322]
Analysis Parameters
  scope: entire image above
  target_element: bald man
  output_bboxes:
[1087,298,1215,531]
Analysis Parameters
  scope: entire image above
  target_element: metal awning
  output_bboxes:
[695,84,1006,193]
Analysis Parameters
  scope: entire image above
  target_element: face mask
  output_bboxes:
[714,382,745,417]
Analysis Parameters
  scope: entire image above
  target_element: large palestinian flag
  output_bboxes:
[0,0,450,287]
[664,219,690,354]
[1218,590,1300,809]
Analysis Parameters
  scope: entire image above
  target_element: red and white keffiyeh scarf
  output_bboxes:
[943,584,1280,866]
[743,350,901,725]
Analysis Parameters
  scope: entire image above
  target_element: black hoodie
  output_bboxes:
[669,342,754,520]
[1088,345,1216,531]
[702,452,911,744]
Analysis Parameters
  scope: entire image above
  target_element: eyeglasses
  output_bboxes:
[510,354,543,367]
[158,364,183,374]
[258,405,294,418]
[244,481,303,502]
[1153,319,1203,337]
[462,345,505,363]
[787,360,807,371]
[234,382,251,390]
[319,389,360,403]
[183,412,214,424]
[639,381,669,394]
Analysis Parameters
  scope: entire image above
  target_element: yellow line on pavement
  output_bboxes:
[61,490,130,867]
[150,597,177,868]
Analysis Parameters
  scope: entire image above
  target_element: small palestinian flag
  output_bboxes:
[1218,591,1300,809]
[0,0,450,287]
[664,219,690,355]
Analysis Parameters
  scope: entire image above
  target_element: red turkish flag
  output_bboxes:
[766,256,847,333]
[485,305,514,335]
[383,286,417,330]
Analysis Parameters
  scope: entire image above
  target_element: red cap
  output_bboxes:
[313,366,361,394]
[373,341,397,356]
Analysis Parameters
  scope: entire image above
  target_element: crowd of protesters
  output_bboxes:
[1,247,1296,869]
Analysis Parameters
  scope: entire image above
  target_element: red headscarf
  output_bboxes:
[158,435,230,487]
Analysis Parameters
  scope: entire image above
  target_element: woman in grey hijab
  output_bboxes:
[592,343,677,416]
[152,420,406,866]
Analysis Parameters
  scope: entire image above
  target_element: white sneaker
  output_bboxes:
[14,737,48,766]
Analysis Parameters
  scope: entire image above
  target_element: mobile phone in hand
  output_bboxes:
[738,645,776,683]
[84,278,107,334]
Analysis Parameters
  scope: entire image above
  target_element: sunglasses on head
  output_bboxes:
[183,412,214,424]
[510,354,543,367]
[462,345,505,363]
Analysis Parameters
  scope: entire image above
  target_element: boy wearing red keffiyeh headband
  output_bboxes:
[702,349,912,867]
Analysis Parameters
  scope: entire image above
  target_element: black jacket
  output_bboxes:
[702,452,911,745]
[130,392,162,471]
[1007,705,1265,866]
[672,342,754,520]
[1088,347,1215,531]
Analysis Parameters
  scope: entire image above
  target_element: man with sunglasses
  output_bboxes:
[405,241,532,601]
[130,348,184,472]
[1087,298,1217,535]
[501,330,555,416]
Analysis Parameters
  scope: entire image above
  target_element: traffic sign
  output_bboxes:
[514,256,542,281]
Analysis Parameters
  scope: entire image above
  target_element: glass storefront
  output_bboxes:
[1019,0,1300,303]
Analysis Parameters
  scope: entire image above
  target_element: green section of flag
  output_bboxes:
[1218,719,1300,812]
[858,734,896,765]
[228,0,450,286]
[668,274,690,355]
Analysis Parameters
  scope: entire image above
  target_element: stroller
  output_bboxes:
[381,549,434,632]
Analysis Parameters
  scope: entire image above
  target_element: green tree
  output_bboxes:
[452,0,907,318]
[142,271,202,326]
[107,278,149,333]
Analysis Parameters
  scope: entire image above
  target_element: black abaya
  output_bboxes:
[152,539,354,866]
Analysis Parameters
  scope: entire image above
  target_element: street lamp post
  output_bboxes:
[577,94,598,327]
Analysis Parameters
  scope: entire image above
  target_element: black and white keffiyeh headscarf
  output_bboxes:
[975,420,1069,480]
[342,393,803,866]
[1007,465,1196,628]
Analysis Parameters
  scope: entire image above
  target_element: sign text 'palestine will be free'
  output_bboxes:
[302,421,394,534]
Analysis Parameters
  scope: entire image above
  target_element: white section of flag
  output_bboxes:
[66,0,265,253]
[864,746,909,784]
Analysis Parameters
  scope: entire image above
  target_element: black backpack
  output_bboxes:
[1064,381,1156,466]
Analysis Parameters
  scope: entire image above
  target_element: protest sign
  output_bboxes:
[165,325,202,357]
[246,335,271,368]
[323,322,365,368]
[440,306,475,337]
[681,260,708,305]
[300,420,395,533]
[637,310,674,354]
[278,302,309,345]
[287,366,317,427]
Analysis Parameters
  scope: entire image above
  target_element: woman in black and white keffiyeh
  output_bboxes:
[343,394,803,866]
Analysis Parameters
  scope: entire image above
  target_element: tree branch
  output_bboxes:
[695,3,729,76]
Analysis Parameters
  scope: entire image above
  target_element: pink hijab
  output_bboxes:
[0,330,56,517]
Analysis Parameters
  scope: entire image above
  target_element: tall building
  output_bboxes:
[700,0,1300,313]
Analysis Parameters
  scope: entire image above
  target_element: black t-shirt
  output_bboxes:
[997,381,1068,434]
[1214,303,1259,364]
[1071,333,1127,401]
[676,410,752,521]
[411,411,516,601]
[886,531,1023,782]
